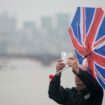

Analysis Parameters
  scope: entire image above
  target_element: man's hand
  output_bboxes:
[56,59,66,75]
[67,57,79,73]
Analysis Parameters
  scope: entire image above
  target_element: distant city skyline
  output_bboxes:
[0,0,105,28]
[0,12,72,55]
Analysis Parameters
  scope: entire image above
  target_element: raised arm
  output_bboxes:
[48,59,68,104]
[67,57,103,94]
[75,69,103,94]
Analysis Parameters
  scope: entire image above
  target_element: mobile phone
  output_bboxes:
[61,52,67,64]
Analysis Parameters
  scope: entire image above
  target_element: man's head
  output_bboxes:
[75,75,86,90]
[67,57,88,90]
[75,64,88,90]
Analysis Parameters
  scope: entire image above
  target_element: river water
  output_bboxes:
[0,58,104,105]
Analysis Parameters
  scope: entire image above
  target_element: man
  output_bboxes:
[48,57,104,105]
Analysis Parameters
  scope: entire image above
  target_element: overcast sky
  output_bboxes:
[0,0,105,27]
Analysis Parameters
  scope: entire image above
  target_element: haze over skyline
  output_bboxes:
[0,0,105,28]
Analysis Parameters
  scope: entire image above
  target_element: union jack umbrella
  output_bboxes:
[68,7,105,89]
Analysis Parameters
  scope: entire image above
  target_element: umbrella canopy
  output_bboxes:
[68,7,105,89]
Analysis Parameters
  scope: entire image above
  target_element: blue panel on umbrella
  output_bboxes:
[95,63,105,78]
[85,7,95,34]
[71,7,82,44]
[94,45,105,57]
[75,50,84,65]
[95,16,105,41]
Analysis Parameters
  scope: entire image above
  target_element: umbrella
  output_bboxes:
[68,7,105,89]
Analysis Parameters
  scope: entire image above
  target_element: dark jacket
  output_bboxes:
[48,69,104,105]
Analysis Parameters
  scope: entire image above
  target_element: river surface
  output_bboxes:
[0,58,104,105]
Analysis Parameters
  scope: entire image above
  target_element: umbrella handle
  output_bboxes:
[55,65,69,75]
[49,65,69,79]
